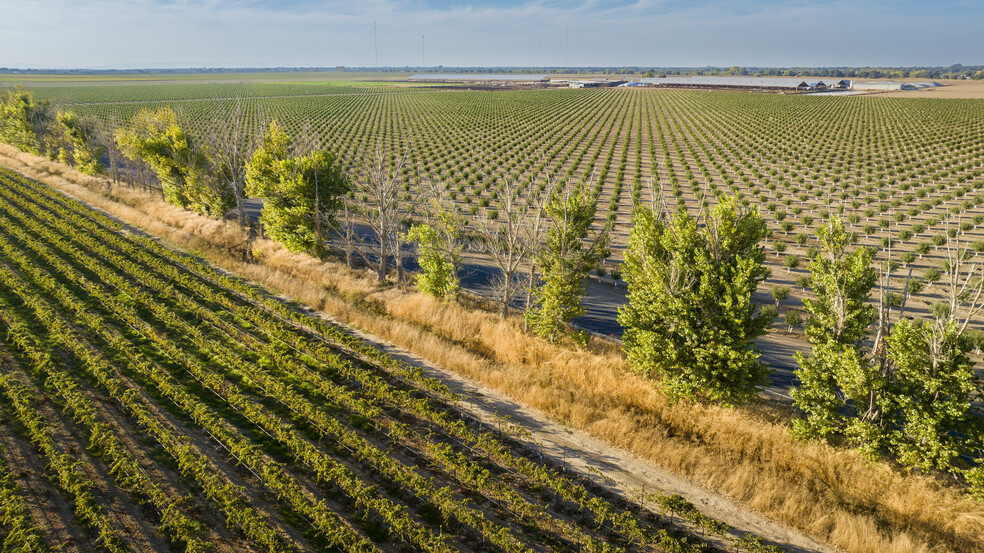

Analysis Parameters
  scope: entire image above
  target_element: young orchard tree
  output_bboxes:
[618,193,774,405]
[525,179,611,345]
[115,107,233,217]
[770,285,790,308]
[791,216,878,440]
[55,110,105,175]
[245,121,348,257]
[406,181,464,300]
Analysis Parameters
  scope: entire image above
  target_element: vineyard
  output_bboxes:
[38,83,984,316]
[0,165,791,552]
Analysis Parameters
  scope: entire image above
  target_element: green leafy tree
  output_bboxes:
[245,121,348,257]
[792,216,878,440]
[770,285,790,307]
[619,195,774,405]
[0,88,53,156]
[56,110,105,175]
[406,181,463,301]
[885,318,979,473]
[793,217,984,488]
[115,107,232,217]
[407,215,463,301]
[525,181,610,344]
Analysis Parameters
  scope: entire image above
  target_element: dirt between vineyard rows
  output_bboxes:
[322,317,840,553]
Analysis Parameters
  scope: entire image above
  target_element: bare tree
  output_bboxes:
[474,177,550,317]
[522,175,561,312]
[93,117,120,188]
[204,97,256,230]
[338,200,359,268]
[353,145,414,285]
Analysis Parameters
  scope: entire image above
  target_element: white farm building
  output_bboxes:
[638,76,851,92]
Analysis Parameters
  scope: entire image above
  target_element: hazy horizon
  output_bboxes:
[1,1,982,70]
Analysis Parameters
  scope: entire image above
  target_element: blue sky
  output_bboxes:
[0,0,981,69]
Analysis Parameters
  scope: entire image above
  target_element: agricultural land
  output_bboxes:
[1,74,984,553]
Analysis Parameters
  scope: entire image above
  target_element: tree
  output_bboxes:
[521,178,557,313]
[474,177,554,317]
[0,88,52,156]
[791,216,878,441]
[115,107,232,217]
[406,182,463,301]
[245,121,348,257]
[770,285,790,308]
[792,216,984,482]
[203,98,255,229]
[619,194,774,405]
[353,146,414,285]
[882,231,984,477]
[784,310,803,331]
[56,110,105,176]
[525,180,610,344]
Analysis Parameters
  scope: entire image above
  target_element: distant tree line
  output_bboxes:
[4,64,983,79]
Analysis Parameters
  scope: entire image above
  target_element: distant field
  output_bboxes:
[25,80,984,321]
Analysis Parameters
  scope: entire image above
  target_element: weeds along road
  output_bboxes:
[244,199,807,399]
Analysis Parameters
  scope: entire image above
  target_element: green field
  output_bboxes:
[32,81,984,319]
[0,166,760,552]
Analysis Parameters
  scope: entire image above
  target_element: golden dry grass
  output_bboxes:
[3,143,983,553]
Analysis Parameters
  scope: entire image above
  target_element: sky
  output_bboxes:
[1,0,982,69]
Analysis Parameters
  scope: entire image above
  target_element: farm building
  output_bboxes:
[567,79,625,89]
[635,76,852,92]
[408,74,548,85]
[639,76,808,91]
[853,81,907,91]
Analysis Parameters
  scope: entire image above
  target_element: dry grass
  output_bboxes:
[3,143,983,553]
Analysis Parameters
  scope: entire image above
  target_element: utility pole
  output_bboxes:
[421,35,426,67]
[565,27,569,67]
[537,34,541,68]
[373,21,378,68]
